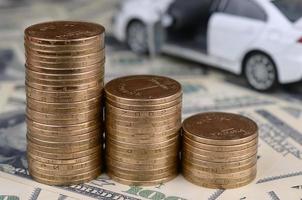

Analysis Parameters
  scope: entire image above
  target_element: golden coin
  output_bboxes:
[26,112,101,126]
[108,172,177,186]
[182,149,256,163]
[27,125,102,138]
[107,152,178,165]
[104,75,182,105]
[182,158,256,174]
[25,50,104,64]
[27,106,100,118]
[25,59,105,72]
[182,167,256,185]
[106,120,181,134]
[183,135,258,152]
[25,78,103,91]
[106,156,178,171]
[106,140,178,154]
[26,89,103,103]
[28,160,101,176]
[107,168,177,181]
[106,116,181,128]
[27,155,100,171]
[29,167,101,182]
[106,110,181,123]
[183,141,258,158]
[105,102,182,117]
[25,44,102,57]
[24,32,103,45]
[27,107,100,121]
[107,163,177,175]
[24,21,105,43]
[182,153,257,169]
[27,133,101,148]
[107,130,179,144]
[26,96,101,111]
[27,128,101,142]
[26,67,104,81]
[26,89,103,104]
[25,47,104,58]
[183,170,256,189]
[107,135,179,149]
[106,146,178,159]
[26,63,104,76]
[25,37,104,51]
[27,145,101,160]
[31,171,100,186]
[182,164,257,179]
[26,56,104,70]
[182,112,258,146]
[28,157,100,172]
[24,32,104,46]
[26,73,104,86]
[27,150,101,165]
[26,117,101,132]
[106,96,182,111]
[27,140,100,154]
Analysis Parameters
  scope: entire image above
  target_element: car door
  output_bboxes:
[208,0,267,73]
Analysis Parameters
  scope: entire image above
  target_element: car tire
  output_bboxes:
[127,20,148,54]
[244,52,278,92]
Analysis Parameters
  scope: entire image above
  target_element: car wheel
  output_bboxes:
[127,20,148,54]
[244,53,278,92]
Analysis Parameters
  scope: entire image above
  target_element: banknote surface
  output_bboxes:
[0,1,301,200]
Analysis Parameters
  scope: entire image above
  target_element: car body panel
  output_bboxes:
[112,0,302,84]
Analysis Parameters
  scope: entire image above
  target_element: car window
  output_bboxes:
[223,0,267,21]
[272,0,302,22]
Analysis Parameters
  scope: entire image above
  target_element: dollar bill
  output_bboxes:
[0,77,301,200]
[0,1,301,199]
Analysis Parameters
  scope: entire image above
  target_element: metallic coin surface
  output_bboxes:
[183,135,258,152]
[183,112,258,145]
[25,21,105,41]
[108,172,177,186]
[183,170,256,189]
[105,75,182,105]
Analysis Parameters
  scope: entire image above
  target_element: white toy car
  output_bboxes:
[112,0,302,91]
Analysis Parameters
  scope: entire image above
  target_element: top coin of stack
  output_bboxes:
[182,112,258,189]
[105,75,182,186]
[25,21,105,186]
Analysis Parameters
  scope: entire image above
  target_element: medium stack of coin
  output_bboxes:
[105,75,182,186]
[182,112,258,189]
[25,21,105,186]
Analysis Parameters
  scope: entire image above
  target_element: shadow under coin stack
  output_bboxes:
[182,112,258,189]
[105,75,182,185]
[25,21,105,185]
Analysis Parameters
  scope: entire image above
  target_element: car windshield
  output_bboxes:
[272,0,302,22]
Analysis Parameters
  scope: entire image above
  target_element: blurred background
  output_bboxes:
[0,0,301,95]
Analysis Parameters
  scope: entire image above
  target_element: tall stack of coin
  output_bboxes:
[105,75,182,186]
[25,21,105,186]
[182,112,258,189]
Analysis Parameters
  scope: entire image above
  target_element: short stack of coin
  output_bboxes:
[182,112,258,189]
[105,75,182,186]
[25,21,105,186]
